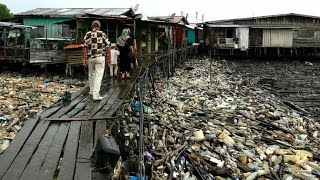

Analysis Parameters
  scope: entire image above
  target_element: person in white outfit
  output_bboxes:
[82,20,110,100]
[109,43,120,77]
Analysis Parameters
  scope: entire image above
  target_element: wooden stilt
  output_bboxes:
[259,48,262,58]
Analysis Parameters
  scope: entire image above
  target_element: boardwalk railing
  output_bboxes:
[121,45,199,179]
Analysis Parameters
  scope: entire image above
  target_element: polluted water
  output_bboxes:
[0,72,85,154]
[120,58,320,180]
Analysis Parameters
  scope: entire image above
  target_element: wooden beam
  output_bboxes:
[43,116,117,121]
[74,121,93,180]
[0,117,40,179]
[19,124,59,180]
[1,121,51,180]
[57,121,81,180]
[38,123,70,180]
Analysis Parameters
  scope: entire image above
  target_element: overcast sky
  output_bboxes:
[1,0,320,23]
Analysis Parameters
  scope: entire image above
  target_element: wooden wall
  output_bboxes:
[262,29,293,47]
[238,15,320,47]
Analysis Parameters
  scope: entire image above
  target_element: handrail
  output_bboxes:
[132,45,199,179]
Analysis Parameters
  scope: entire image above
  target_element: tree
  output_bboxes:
[0,3,13,20]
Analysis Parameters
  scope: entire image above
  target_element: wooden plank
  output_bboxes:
[19,124,60,180]
[0,117,40,179]
[49,91,88,118]
[61,95,91,118]
[1,120,50,180]
[94,120,106,147]
[57,121,81,180]
[39,86,89,119]
[73,84,109,118]
[62,84,107,119]
[43,116,117,121]
[38,123,70,180]
[71,86,89,100]
[74,121,93,180]
[93,86,122,118]
[104,99,124,117]
[88,86,118,117]
[118,71,140,99]
[40,103,64,119]
[35,87,88,120]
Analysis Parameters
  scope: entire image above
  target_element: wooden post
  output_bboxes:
[116,23,119,39]
[133,19,136,38]
[15,30,18,61]
[106,21,109,35]
[75,19,78,44]
[3,28,7,58]
[277,48,280,58]
[209,50,212,83]
[259,47,262,58]
[45,28,48,50]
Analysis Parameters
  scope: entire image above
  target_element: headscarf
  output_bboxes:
[116,28,130,47]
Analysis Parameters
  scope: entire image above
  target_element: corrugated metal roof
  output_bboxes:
[203,13,320,25]
[16,8,134,17]
[0,21,37,29]
[251,24,300,29]
[205,24,300,29]
[148,16,189,25]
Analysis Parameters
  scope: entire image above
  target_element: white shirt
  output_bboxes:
[110,49,120,64]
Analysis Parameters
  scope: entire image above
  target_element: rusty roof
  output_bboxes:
[0,21,37,29]
[148,16,189,25]
[15,8,135,18]
[202,13,320,25]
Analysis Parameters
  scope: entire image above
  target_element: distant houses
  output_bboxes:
[202,13,320,58]
[6,8,320,63]
[0,7,203,64]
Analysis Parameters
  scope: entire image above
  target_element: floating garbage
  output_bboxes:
[0,72,86,153]
[120,58,320,179]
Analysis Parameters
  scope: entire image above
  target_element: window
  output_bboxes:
[226,28,234,38]
[314,31,320,39]
[61,25,69,38]
[32,26,44,38]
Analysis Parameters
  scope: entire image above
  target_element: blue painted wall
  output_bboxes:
[23,17,71,39]
[187,28,195,45]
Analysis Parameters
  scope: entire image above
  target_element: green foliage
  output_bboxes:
[0,3,13,20]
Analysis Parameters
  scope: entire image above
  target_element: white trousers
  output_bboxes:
[88,56,105,97]
[109,64,118,76]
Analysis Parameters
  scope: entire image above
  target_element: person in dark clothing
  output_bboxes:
[128,28,138,69]
[160,32,169,53]
[116,28,133,79]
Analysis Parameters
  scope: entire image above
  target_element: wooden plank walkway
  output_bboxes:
[0,72,139,180]
[0,46,196,180]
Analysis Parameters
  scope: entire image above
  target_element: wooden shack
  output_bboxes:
[203,13,320,58]
[0,22,36,62]
[10,8,135,64]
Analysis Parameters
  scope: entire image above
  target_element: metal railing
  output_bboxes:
[133,45,199,179]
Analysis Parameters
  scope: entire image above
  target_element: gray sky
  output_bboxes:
[1,0,320,23]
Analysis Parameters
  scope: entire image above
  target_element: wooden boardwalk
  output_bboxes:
[0,73,139,180]
[0,46,198,180]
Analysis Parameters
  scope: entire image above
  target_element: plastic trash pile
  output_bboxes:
[0,72,86,153]
[121,59,320,180]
